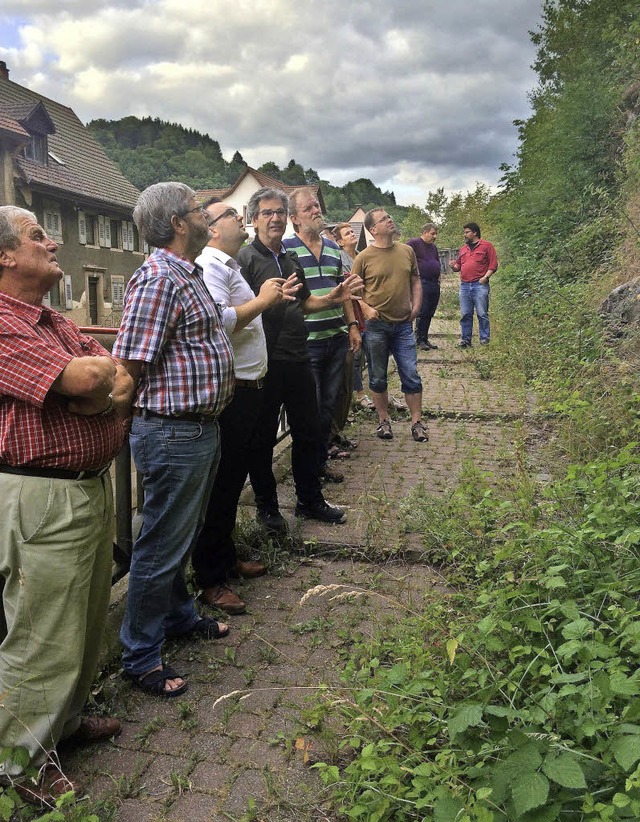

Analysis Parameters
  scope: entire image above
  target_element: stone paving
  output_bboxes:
[58,308,532,822]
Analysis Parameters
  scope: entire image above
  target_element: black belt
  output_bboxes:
[0,463,111,481]
[132,408,216,423]
[235,378,264,389]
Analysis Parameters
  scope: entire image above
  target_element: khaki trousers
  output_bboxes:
[0,473,113,775]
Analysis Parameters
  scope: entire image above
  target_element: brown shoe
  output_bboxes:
[13,763,82,809]
[201,584,246,615]
[70,716,122,744]
[232,559,267,579]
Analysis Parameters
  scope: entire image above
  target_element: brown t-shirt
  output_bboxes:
[351,243,418,322]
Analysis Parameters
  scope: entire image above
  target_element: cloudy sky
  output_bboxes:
[0,0,544,205]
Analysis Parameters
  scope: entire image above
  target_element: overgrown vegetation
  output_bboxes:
[310,2,640,819]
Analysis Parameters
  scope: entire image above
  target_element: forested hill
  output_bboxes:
[87,116,403,223]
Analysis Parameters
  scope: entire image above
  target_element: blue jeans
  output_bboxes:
[121,414,220,674]
[365,319,422,394]
[460,281,490,343]
[308,333,349,462]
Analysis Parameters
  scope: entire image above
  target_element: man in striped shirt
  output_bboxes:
[114,183,235,699]
[283,191,361,480]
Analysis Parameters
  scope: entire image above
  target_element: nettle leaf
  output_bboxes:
[511,772,550,817]
[556,640,584,660]
[448,703,484,740]
[542,753,587,789]
[386,662,408,685]
[446,638,459,664]
[610,672,640,696]
[611,735,640,771]
[434,796,466,822]
[503,742,544,775]
[561,618,592,640]
[543,576,567,590]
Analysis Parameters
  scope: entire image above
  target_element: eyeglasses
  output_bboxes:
[180,204,207,219]
[372,214,394,227]
[208,208,239,225]
[257,208,286,219]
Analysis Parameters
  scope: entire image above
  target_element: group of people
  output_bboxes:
[0,183,497,807]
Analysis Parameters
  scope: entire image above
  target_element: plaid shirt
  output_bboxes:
[0,292,125,469]
[113,248,235,416]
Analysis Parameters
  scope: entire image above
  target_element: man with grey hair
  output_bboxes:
[406,223,441,350]
[0,206,133,807]
[283,189,361,482]
[113,182,235,699]
[238,187,362,525]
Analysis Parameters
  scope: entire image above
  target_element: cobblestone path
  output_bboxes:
[61,294,532,821]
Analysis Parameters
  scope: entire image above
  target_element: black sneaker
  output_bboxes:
[256,508,287,533]
[427,340,439,349]
[458,339,471,348]
[295,499,347,524]
[417,340,431,351]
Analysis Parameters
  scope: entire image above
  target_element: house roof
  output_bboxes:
[0,77,139,212]
[197,166,325,212]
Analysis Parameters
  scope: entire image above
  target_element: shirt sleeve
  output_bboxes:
[487,243,499,272]
[113,272,181,364]
[203,262,238,335]
[0,318,72,407]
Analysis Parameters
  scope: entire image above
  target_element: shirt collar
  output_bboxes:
[0,290,54,325]
[199,245,241,272]
[252,236,286,258]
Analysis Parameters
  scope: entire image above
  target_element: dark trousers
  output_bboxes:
[308,333,349,463]
[416,280,441,342]
[191,386,265,588]
[249,359,323,508]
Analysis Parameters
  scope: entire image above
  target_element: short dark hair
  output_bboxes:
[464,222,481,237]
[364,207,385,232]
[202,195,222,209]
[333,222,352,241]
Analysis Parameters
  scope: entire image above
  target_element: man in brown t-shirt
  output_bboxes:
[350,209,428,443]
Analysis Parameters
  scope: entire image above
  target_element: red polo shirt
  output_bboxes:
[452,239,498,283]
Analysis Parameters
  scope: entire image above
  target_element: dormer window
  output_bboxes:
[23,133,48,164]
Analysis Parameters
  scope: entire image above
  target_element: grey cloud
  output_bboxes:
[3,0,544,201]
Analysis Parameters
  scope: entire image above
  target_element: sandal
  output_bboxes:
[125,664,188,698]
[411,421,429,442]
[178,616,230,640]
[356,395,374,410]
[335,436,358,450]
[327,444,351,460]
[376,419,393,440]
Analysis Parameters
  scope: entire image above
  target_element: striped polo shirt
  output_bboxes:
[282,236,347,342]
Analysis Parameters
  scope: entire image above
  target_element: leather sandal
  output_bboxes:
[125,664,188,698]
[411,421,429,442]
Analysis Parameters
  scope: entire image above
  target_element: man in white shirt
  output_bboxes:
[191,199,300,614]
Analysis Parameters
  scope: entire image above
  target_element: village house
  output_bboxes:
[0,62,141,326]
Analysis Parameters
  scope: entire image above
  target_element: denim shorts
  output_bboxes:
[365,319,422,394]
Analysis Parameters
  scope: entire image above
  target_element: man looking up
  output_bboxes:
[0,206,132,807]
[406,223,441,350]
[113,183,234,699]
[283,191,361,482]
[449,222,498,347]
[237,187,362,525]
[350,208,428,443]
[191,199,300,615]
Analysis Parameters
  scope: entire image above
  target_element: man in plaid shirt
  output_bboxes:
[0,206,133,807]
[114,183,235,700]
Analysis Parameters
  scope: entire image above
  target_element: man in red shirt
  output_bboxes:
[0,206,133,808]
[449,222,498,347]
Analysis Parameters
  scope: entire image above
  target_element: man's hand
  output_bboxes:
[348,325,361,354]
[328,273,364,304]
[449,260,458,271]
[258,275,301,308]
[359,301,380,321]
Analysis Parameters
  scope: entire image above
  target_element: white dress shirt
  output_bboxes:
[197,245,268,380]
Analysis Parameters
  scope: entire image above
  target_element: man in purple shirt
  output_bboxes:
[406,223,441,351]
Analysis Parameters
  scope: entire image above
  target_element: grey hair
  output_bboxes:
[421,222,437,233]
[133,182,196,247]
[246,187,288,224]
[0,206,37,251]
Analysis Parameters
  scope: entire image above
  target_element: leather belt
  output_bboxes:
[235,378,264,389]
[0,463,111,481]
[132,408,216,423]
